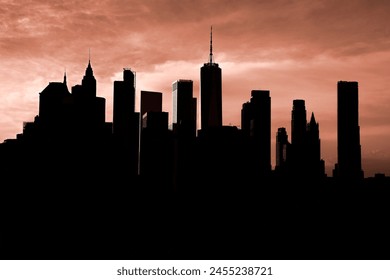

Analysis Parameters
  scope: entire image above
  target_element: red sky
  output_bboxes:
[1,0,390,177]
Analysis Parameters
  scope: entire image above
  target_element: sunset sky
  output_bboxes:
[1,0,390,177]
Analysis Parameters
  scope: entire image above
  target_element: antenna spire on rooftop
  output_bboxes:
[209,26,213,64]
[63,68,67,86]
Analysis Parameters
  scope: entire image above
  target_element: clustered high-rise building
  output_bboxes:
[333,81,364,180]
[0,28,366,189]
[286,99,325,178]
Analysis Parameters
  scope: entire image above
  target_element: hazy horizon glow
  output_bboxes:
[1,0,390,177]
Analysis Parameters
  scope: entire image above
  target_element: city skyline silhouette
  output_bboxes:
[1,1,390,261]
[1,1,390,177]
[0,30,388,181]
[1,61,388,177]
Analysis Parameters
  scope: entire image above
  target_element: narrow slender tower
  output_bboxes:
[200,26,222,131]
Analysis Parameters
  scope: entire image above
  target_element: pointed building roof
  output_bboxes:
[310,112,317,125]
[63,69,67,86]
[85,49,94,77]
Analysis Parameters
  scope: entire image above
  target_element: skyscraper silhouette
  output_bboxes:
[39,80,70,130]
[172,79,197,138]
[241,102,252,138]
[306,113,325,178]
[288,100,326,178]
[275,127,289,174]
[113,68,136,135]
[291,99,307,146]
[113,68,139,176]
[200,26,222,131]
[140,111,174,189]
[335,81,364,180]
[139,90,163,177]
[172,80,197,190]
[71,58,106,137]
[290,99,307,176]
[81,55,97,99]
[140,90,163,118]
[241,90,271,175]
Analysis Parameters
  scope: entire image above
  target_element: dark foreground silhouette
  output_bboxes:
[1,155,389,261]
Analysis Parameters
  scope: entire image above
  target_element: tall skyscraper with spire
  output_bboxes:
[335,81,363,180]
[81,56,97,99]
[71,55,105,135]
[200,26,222,131]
